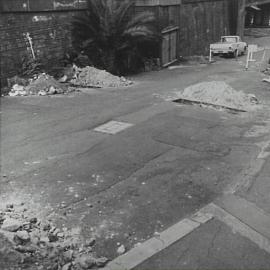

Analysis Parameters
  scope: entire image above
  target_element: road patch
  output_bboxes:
[94,121,134,134]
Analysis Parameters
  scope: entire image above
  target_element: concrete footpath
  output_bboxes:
[104,156,270,270]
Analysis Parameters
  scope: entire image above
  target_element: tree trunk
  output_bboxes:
[237,0,247,38]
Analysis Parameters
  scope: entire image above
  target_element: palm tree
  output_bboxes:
[72,0,160,74]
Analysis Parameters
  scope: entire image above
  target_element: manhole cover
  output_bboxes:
[94,121,134,134]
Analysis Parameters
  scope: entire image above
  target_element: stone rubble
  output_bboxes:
[1,217,24,232]
[8,73,70,97]
[116,244,126,255]
[8,65,133,97]
[0,202,109,270]
[71,65,133,88]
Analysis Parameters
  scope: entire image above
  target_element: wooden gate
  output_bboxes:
[161,26,179,67]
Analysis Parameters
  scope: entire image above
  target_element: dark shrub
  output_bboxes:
[72,0,161,74]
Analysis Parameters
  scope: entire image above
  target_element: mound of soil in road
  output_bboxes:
[25,73,67,95]
[177,81,259,111]
[70,65,133,88]
[9,73,70,96]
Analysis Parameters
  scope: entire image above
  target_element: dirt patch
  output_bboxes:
[174,81,259,111]
[70,66,133,88]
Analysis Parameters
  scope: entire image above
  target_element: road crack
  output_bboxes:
[206,224,222,258]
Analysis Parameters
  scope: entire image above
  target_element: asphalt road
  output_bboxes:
[1,57,270,260]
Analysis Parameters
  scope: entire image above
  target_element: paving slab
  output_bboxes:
[243,175,270,215]
[133,219,270,270]
[215,194,270,240]
[94,121,134,134]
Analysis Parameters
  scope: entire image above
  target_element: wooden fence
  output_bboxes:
[135,0,236,61]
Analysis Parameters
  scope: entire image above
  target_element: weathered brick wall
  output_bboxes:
[0,0,87,88]
[1,12,77,86]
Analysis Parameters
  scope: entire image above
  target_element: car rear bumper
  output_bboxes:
[211,49,234,54]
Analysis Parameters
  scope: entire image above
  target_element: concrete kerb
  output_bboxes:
[101,209,213,270]
[102,199,270,270]
[201,203,270,254]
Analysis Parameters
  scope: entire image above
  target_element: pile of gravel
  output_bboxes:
[176,81,259,111]
[71,66,133,88]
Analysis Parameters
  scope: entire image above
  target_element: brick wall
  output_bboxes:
[0,0,87,88]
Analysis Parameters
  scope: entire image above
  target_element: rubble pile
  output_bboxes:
[9,73,69,97]
[0,203,109,270]
[177,81,259,111]
[263,66,270,76]
[71,65,133,88]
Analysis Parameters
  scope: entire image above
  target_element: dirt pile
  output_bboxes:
[176,81,259,111]
[0,203,109,270]
[263,66,270,76]
[9,73,69,97]
[71,65,133,88]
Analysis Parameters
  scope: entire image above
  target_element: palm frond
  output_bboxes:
[114,0,135,28]
[72,0,160,74]
[126,11,156,29]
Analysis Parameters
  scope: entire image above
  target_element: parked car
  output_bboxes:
[210,36,247,57]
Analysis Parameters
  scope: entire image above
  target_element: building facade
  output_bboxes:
[246,3,270,27]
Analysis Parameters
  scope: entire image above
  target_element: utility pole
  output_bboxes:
[237,0,247,38]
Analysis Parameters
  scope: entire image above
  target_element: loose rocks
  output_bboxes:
[117,244,126,255]
[75,254,96,269]
[85,238,96,247]
[9,84,27,96]
[14,230,30,245]
[1,218,23,232]
[0,202,109,269]
[8,73,70,96]
[95,257,109,267]
[71,65,133,88]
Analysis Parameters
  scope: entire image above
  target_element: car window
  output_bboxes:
[222,37,237,43]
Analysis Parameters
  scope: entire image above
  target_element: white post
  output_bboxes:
[25,32,36,60]
[245,50,250,70]
[209,48,212,63]
[245,45,258,70]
